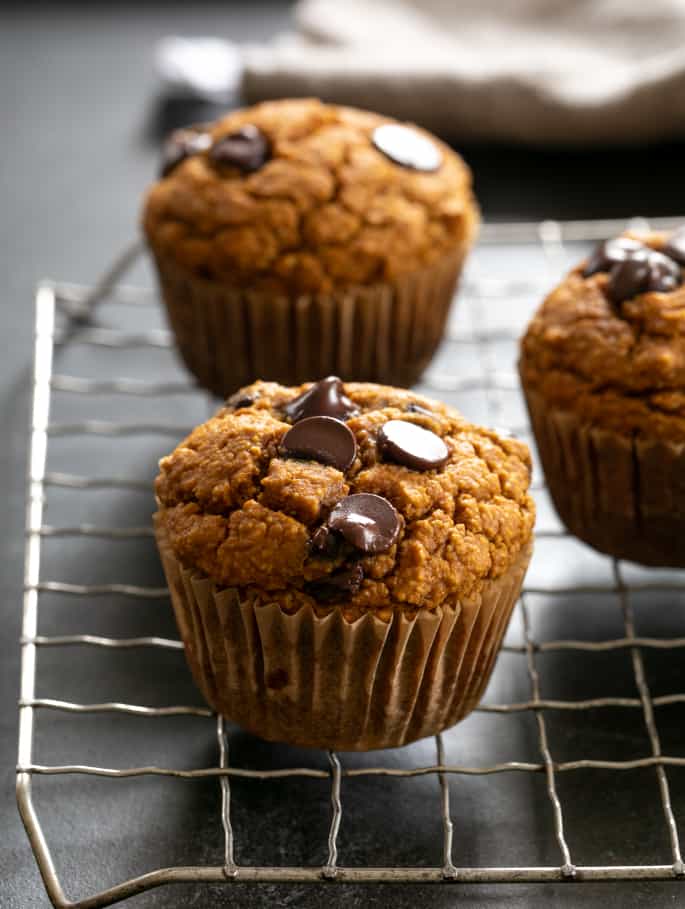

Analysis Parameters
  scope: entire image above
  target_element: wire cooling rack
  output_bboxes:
[17,215,685,908]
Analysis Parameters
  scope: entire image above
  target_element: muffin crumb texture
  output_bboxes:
[156,381,534,620]
[520,231,685,442]
[143,98,478,294]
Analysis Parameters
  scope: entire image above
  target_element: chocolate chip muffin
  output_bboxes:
[153,378,534,750]
[520,228,685,566]
[142,98,479,396]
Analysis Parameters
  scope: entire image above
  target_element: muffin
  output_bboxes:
[520,228,685,567]
[153,377,534,750]
[143,98,479,396]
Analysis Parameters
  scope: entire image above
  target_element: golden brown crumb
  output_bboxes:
[143,99,479,294]
[520,232,685,442]
[155,381,534,618]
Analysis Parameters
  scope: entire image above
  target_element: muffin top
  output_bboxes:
[142,98,478,294]
[155,379,534,620]
[520,228,685,442]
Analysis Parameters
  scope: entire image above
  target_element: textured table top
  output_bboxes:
[2,4,685,908]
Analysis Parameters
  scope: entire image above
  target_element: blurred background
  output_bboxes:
[3,0,685,339]
[4,0,685,348]
[3,2,685,907]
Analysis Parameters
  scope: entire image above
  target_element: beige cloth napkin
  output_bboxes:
[241,0,685,143]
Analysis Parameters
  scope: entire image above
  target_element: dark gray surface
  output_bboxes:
[2,4,685,908]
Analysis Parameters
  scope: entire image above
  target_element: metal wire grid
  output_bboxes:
[17,215,685,908]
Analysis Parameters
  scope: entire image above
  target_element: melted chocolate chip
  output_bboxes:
[210,125,270,173]
[608,249,682,304]
[645,251,681,293]
[226,389,257,410]
[663,228,685,266]
[327,493,400,554]
[608,258,651,304]
[160,129,211,177]
[378,420,449,471]
[280,416,357,472]
[305,564,364,603]
[372,123,442,172]
[585,234,683,305]
[583,237,647,277]
[583,237,649,278]
[283,376,359,424]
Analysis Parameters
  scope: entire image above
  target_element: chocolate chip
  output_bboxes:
[608,249,682,304]
[585,234,683,304]
[283,376,359,424]
[372,123,442,172]
[226,389,256,410]
[305,564,364,603]
[406,402,434,417]
[608,258,651,304]
[583,237,648,277]
[281,416,357,472]
[663,228,685,266]
[160,129,212,177]
[645,251,681,293]
[327,493,401,554]
[377,420,449,471]
[209,125,270,173]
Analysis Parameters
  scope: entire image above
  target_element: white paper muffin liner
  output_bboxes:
[524,386,685,567]
[155,515,532,750]
[151,247,467,397]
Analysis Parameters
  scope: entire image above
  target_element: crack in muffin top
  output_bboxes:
[520,231,685,442]
[155,381,534,620]
[142,98,479,295]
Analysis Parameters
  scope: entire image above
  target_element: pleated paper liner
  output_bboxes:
[155,515,532,751]
[524,386,685,568]
[151,246,466,398]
